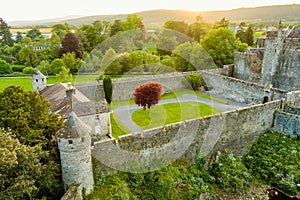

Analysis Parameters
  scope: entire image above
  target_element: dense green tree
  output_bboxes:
[51,23,71,39]
[76,21,108,52]
[163,20,190,35]
[236,26,254,46]
[59,32,83,59]
[0,85,64,149]
[15,31,23,43]
[61,52,81,74]
[18,37,38,67]
[37,60,50,75]
[48,33,61,59]
[27,27,42,40]
[80,49,103,72]
[0,128,63,199]
[0,86,64,199]
[201,27,248,67]
[34,35,50,62]
[110,19,123,36]
[56,66,73,82]
[101,48,118,72]
[245,27,254,46]
[160,55,175,69]
[49,58,65,75]
[0,59,12,74]
[186,74,203,90]
[156,32,179,56]
[189,21,212,42]
[214,17,230,28]
[172,42,214,71]
[121,14,143,31]
[0,18,13,46]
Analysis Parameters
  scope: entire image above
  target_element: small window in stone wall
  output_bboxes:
[263,96,269,104]
[36,79,38,82]
[68,140,73,144]
[81,137,84,142]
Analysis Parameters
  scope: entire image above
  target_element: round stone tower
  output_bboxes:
[32,69,47,92]
[57,112,94,195]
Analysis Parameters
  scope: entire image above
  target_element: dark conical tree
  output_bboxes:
[0,18,13,46]
[103,76,113,104]
[59,32,83,59]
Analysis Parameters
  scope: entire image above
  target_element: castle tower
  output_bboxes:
[261,26,300,91]
[32,69,47,92]
[57,112,94,195]
[260,29,285,88]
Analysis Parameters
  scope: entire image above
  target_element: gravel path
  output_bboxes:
[112,94,248,132]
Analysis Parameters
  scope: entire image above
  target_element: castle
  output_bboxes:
[32,26,300,199]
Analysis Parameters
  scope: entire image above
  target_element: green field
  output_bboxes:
[0,75,99,91]
[132,102,222,130]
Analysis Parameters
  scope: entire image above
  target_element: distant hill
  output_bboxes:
[8,4,300,27]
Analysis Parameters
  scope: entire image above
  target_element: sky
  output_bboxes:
[3,0,300,22]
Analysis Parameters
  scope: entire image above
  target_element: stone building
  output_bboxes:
[32,79,111,196]
[32,69,47,92]
[233,26,300,91]
[261,26,300,91]
[57,112,94,194]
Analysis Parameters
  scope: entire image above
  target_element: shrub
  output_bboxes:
[244,132,300,195]
[0,59,12,74]
[103,76,113,104]
[56,67,72,83]
[22,66,35,74]
[209,150,252,194]
[11,64,26,72]
[186,74,203,91]
[49,58,65,75]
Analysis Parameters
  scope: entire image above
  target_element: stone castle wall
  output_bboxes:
[75,71,287,104]
[234,52,263,83]
[75,72,193,102]
[273,111,300,137]
[286,91,300,108]
[200,71,286,104]
[92,100,282,172]
[276,39,300,91]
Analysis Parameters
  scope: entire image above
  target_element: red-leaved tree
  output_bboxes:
[134,82,162,109]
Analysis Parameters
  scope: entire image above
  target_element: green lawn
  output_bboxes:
[110,112,131,138]
[132,102,222,130]
[161,89,228,105]
[0,75,99,91]
[253,31,265,38]
[0,76,33,91]
[109,89,228,110]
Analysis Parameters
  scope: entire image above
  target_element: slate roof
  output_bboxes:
[32,69,46,79]
[41,83,109,118]
[287,26,300,39]
[57,112,91,138]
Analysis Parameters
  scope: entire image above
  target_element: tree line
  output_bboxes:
[0,14,259,79]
